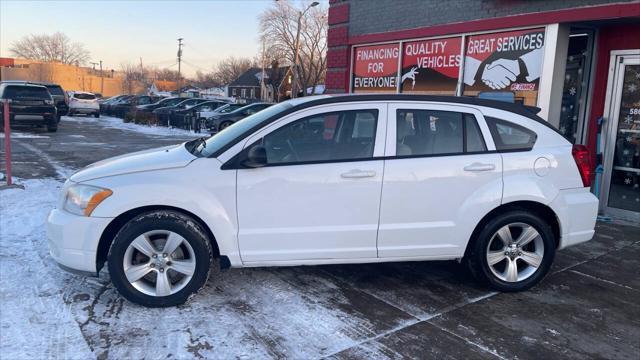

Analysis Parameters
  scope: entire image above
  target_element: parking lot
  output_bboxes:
[1,116,639,359]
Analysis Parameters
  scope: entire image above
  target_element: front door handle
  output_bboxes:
[341,169,377,178]
[464,163,495,172]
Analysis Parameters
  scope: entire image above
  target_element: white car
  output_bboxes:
[68,91,100,117]
[47,95,598,307]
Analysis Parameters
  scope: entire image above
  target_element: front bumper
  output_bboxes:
[550,188,599,249]
[47,208,113,275]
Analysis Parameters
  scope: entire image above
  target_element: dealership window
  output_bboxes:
[241,88,247,98]
[232,88,237,96]
[558,30,594,144]
[352,43,400,93]
[400,37,462,95]
[250,88,256,98]
[461,28,545,107]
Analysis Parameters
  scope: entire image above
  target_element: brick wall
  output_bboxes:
[348,0,638,37]
[326,0,350,93]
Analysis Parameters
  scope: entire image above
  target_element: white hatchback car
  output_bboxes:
[48,95,598,307]
[68,91,100,117]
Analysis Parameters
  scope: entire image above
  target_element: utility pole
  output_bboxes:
[291,2,319,99]
[99,60,104,95]
[90,61,98,72]
[177,38,184,93]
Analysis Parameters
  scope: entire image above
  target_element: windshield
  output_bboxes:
[194,102,291,157]
[162,98,184,106]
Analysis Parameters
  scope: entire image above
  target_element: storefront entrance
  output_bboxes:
[601,50,640,221]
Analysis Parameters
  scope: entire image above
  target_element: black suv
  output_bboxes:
[0,82,58,132]
[2,81,68,121]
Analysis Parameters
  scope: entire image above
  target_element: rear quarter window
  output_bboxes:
[485,116,537,151]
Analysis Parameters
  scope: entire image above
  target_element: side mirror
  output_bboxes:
[242,145,267,168]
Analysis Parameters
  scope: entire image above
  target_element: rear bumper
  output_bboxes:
[550,188,599,249]
[47,208,113,275]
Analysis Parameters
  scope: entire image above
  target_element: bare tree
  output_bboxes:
[212,56,256,86]
[9,32,90,65]
[259,1,327,96]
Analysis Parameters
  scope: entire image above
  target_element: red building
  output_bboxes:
[326,0,640,220]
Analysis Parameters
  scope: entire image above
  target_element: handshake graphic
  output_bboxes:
[464,48,542,90]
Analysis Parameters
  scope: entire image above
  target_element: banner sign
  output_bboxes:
[352,43,400,92]
[463,28,545,93]
[400,37,462,94]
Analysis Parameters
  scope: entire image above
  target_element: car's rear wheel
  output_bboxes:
[47,122,58,132]
[466,210,555,292]
[108,211,212,307]
[94,113,100,118]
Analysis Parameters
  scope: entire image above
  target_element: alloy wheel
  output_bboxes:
[122,230,196,297]
[486,222,544,282]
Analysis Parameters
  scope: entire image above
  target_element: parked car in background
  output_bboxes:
[169,100,230,130]
[111,95,159,118]
[197,102,244,120]
[47,94,598,307]
[153,98,209,126]
[135,97,185,114]
[101,95,133,115]
[68,91,100,117]
[207,102,272,132]
[0,82,58,132]
[1,81,68,122]
[99,94,126,104]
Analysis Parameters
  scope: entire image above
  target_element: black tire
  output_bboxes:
[465,210,555,292]
[94,113,100,118]
[107,210,213,307]
[47,123,58,132]
[219,121,233,131]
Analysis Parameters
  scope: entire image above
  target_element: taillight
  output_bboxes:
[572,144,592,187]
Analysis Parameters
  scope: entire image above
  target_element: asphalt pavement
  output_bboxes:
[1,116,638,359]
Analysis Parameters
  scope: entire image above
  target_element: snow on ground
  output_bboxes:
[0,131,50,139]
[62,115,203,138]
[0,176,392,359]
[0,179,93,359]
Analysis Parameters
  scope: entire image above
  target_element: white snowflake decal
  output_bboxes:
[636,72,640,80]
[624,149,630,155]
[560,126,566,133]
[629,83,638,93]
[627,136,633,142]
[625,115,633,124]
[569,87,577,96]
[622,195,627,199]
[635,184,639,189]
[636,198,640,203]
[625,178,632,185]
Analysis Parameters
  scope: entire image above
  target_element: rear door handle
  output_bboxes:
[341,169,377,178]
[464,163,495,172]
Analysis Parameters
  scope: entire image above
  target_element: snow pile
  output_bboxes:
[62,115,202,138]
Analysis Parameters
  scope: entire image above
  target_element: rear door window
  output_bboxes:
[485,116,537,151]
[396,109,486,156]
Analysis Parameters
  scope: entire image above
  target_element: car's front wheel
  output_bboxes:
[108,211,213,307]
[466,210,555,292]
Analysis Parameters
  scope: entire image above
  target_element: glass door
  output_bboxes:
[601,51,640,221]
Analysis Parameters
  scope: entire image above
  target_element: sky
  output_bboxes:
[0,0,293,76]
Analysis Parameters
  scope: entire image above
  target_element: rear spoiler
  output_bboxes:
[523,105,542,115]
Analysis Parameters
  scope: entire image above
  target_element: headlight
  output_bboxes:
[64,184,112,216]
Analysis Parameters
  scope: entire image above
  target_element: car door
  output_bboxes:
[378,103,502,259]
[235,103,387,263]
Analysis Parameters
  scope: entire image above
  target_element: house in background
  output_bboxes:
[228,64,293,103]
